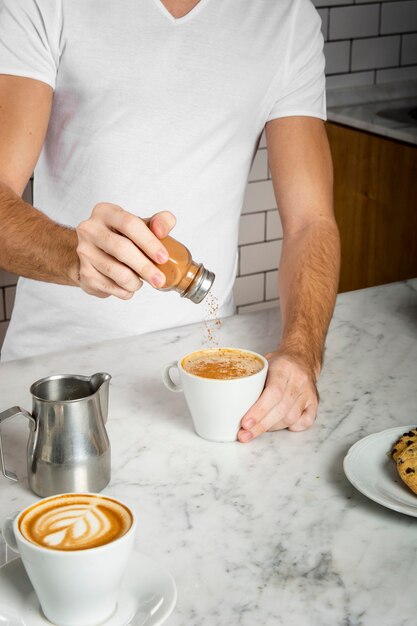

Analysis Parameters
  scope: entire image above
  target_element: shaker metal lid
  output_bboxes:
[182,265,215,304]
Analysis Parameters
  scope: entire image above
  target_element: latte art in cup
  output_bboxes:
[181,348,264,380]
[19,494,133,551]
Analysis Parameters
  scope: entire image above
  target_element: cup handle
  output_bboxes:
[1,513,20,553]
[162,362,183,392]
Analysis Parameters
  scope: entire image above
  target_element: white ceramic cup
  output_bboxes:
[1,493,137,626]
[162,347,268,442]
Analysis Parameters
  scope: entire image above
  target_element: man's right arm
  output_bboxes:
[0,75,80,286]
[0,75,174,299]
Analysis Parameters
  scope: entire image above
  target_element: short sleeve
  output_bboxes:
[267,0,326,122]
[0,0,60,89]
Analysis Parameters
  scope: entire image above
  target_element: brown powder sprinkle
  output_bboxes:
[202,290,221,346]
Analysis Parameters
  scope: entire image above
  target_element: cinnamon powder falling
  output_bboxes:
[202,290,222,346]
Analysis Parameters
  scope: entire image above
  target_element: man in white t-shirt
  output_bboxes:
[0,0,340,442]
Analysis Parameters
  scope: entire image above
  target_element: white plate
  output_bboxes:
[343,424,417,517]
[0,551,177,626]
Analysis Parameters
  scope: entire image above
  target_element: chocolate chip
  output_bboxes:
[406,467,415,474]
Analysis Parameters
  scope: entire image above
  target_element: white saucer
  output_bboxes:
[0,551,177,626]
[344,424,417,517]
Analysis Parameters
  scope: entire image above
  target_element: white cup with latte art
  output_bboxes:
[1,493,136,626]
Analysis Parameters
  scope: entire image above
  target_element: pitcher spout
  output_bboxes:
[89,372,111,423]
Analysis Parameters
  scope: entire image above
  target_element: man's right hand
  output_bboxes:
[76,205,176,299]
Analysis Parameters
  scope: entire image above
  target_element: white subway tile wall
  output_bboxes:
[380,0,417,34]
[241,179,276,214]
[266,211,283,241]
[265,270,279,302]
[1,1,416,350]
[329,5,380,40]
[234,274,265,307]
[238,212,266,246]
[240,240,283,276]
[402,33,417,64]
[324,40,351,73]
[326,70,375,89]
[316,0,417,87]
[352,35,401,71]
[376,64,417,81]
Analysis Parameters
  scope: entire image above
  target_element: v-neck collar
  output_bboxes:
[151,0,210,24]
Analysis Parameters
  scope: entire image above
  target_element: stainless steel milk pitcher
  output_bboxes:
[0,372,111,497]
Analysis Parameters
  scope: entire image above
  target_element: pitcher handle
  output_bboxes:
[0,406,36,482]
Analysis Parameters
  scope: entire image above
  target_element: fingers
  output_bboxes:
[78,247,143,299]
[275,394,312,431]
[149,211,176,239]
[238,389,294,442]
[288,403,318,432]
[81,272,137,300]
[240,385,282,428]
[91,203,170,264]
[76,204,177,299]
[238,394,317,442]
[237,354,319,443]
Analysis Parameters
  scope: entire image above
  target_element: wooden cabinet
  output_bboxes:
[326,121,417,293]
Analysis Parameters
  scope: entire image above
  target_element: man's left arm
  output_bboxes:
[238,116,340,442]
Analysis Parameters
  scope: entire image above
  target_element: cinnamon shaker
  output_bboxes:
[155,235,215,303]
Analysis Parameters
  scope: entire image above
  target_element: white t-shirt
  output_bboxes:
[0,0,326,361]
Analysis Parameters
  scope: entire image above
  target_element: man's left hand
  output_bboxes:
[237,351,319,442]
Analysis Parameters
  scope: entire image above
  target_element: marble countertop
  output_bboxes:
[1,279,417,625]
[327,80,417,145]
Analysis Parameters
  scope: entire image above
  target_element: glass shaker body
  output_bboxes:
[155,235,215,304]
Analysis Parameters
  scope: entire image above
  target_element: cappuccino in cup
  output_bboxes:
[2,493,137,626]
[163,347,268,442]
[182,348,264,380]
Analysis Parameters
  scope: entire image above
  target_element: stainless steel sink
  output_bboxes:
[377,104,417,126]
